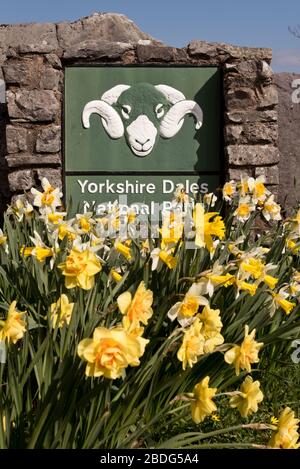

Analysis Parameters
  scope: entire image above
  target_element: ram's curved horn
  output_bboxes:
[82,85,131,139]
[82,100,124,139]
[159,100,203,139]
[155,84,186,104]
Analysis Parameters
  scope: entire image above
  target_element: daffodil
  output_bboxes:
[234,196,256,222]
[271,289,296,316]
[76,212,95,234]
[0,301,26,344]
[56,220,77,242]
[262,195,281,221]
[229,376,264,418]
[239,257,265,280]
[224,325,263,375]
[177,317,205,370]
[31,177,62,211]
[222,180,236,202]
[50,294,74,328]
[235,278,258,297]
[140,239,150,258]
[41,211,66,230]
[167,283,208,326]
[58,248,102,290]
[20,246,34,258]
[117,281,153,330]
[151,247,177,271]
[115,240,132,261]
[269,407,300,449]
[7,196,34,221]
[110,269,123,283]
[198,305,223,332]
[198,305,224,353]
[248,175,270,204]
[238,257,278,290]
[237,175,250,197]
[160,211,184,247]
[171,184,191,207]
[289,271,300,296]
[27,231,57,267]
[263,274,279,290]
[193,204,225,252]
[197,262,235,297]
[190,376,217,423]
[285,235,300,253]
[0,229,8,254]
[77,326,148,379]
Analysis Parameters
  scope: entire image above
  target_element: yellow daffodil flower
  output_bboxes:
[263,274,278,290]
[0,229,7,246]
[0,301,26,344]
[115,241,132,261]
[57,222,77,241]
[198,305,223,333]
[272,291,296,316]
[7,196,34,221]
[198,262,235,297]
[117,281,153,330]
[58,248,102,290]
[110,269,123,283]
[234,196,256,222]
[222,180,236,202]
[77,326,149,379]
[160,211,184,247]
[240,257,265,280]
[198,305,224,353]
[193,204,225,252]
[171,184,190,206]
[237,176,250,197]
[167,283,208,326]
[269,407,300,449]
[224,325,263,375]
[262,195,282,221]
[229,376,264,418]
[151,247,177,270]
[190,376,217,423]
[235,279,258,297]
[50,294,74,328]
[31,177,62,211]
[177,317,205,370]
[76,213,95,234]
[248,176,270,204]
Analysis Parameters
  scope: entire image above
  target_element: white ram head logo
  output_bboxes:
[82,83,203,157]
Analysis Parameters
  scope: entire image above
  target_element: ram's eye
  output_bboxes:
[155,103,164,119]
[121,105,131,119]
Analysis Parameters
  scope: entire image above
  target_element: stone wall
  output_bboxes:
[0,12,280,212]
[275,73,300,210]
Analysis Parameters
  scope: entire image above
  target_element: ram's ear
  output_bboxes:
[155,84,186,104]
[101,85,131,105]
[82,100,124,139]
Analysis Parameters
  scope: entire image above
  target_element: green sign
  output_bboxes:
[64,66,222,212]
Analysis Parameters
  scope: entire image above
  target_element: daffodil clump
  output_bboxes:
[0,175,299,449]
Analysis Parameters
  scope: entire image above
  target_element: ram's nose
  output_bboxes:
[135,138,150,147]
